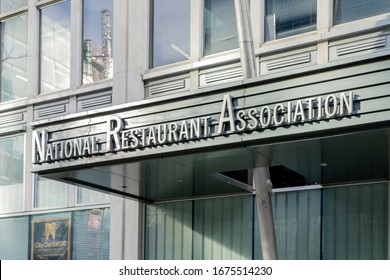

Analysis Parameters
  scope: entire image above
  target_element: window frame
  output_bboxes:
[32,174,72,210]
[37,0,114,95]
[150,0,192,68]
[0,133,26,214]
[38,0,72,94]
[81,0,114,85]
[333,0,390,26]
[0,11,29,103]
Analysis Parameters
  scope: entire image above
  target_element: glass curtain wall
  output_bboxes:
[255,190,322,260]
[145,184,388,260]
[28,208,110,260]
[0,216,29,259]
[34,176,68,209]
[0,14,28,102]
[145,191,322,260]
[0,208,110,260]
[334,0,390,25]
[203,0,238,56]
[34,177,110,209]
[0,0,28,14]
[77,187,110,205]
[152,0,190,67]
[193,196,254,260]
[322,183,388,259]
[83,0,113,84]
[265,0,317,41]
[145,196,254,260]
[72,208,110,259]
[40,0,71,94]
[0,135,24,214]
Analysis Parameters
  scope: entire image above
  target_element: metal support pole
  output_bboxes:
[253,167,278,260]
[235,1,276,259]
[234,0,257,79]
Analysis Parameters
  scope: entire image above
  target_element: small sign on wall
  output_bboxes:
[31,218,71,260]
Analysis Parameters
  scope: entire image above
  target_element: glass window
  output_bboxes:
[334,0,390,25]
[254,189,321,259]
[72,208,110,259]
[265,0,317,41]
[30,209,110,260]
[34,176,68,209]
[152,0,190,67]
[204,0,238,56]
[77,187,110,205]
[0,135,24,214]
[145,196,254,260]
[145,201,193,259]
[1,14,28,102]
[322,183,388,259]
[145,190,322,260]
[193,196,253,259]
[0,0,28,14]
[40,1,71,94]
[0,216,29,259]
[83,0,113,84]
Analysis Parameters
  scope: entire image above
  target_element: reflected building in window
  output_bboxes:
[40,1,71,94]
[83,7,113,84]
[1,14,28,102]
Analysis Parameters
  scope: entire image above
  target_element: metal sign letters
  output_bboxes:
[32,92,355,164]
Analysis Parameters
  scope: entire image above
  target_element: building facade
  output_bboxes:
[0,0,389,260]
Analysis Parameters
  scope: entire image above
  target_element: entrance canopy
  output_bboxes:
[37,128,389,203]
[31,57,390,202]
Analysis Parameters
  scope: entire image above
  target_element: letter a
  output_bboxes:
[218,95,236,134]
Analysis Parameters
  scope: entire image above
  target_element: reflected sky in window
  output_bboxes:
[40,0,71,94]
[153,0,190,67]
[83,0,113,83]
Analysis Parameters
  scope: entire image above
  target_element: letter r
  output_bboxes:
[106,116,123,151]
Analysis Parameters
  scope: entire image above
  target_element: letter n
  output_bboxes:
[32,130,48,163]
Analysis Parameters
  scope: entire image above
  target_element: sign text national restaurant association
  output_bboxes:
[33,92,355,164]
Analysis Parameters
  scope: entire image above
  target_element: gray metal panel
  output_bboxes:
[32,57,390,173]
[199,64,243,87]
[0,110,25,130]
[77,93,112,111]
[330,34,390,61]
[260,48,317,75]
[145,76,190,97]
[34,100,69,120]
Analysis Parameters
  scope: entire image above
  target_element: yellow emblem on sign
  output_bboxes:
[43,222,60,240]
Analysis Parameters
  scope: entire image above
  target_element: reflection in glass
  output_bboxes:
[145,191,322,260]
[1,14,28,102]
[72,208,110,259]
[0,135,24,213]
[34,176,68,209]
[0,0,28,14]
[40,1,71,94]
[0,217,29,259]
[83,0,113,84]
[203,0,238,56]
[334,0,390,25]
[322,183,388,259]
[30,209,110,260]
[145,196,254,260]
[77,187,110,205]
[265,0,317,41]
[152,0,190,67]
